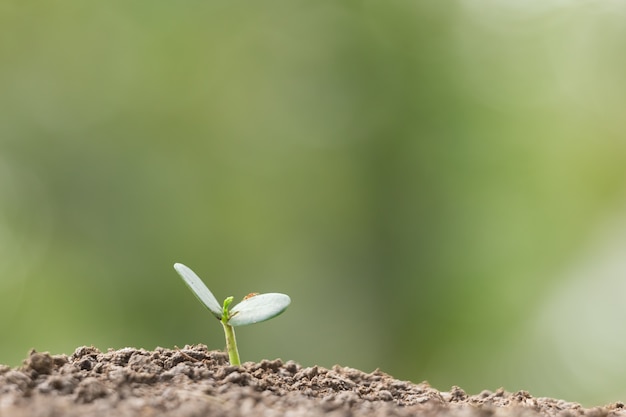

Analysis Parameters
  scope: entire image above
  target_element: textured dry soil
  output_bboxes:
[1,345,624,417]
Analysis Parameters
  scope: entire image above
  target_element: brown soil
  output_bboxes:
[0,345,624,417]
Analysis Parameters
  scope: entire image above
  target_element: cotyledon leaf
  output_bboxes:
[173,263,222,319]
[228,293,291,327]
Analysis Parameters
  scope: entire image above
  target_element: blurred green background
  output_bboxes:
[2,0,626,407]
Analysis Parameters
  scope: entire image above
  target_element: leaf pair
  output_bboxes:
[173,263,291,327]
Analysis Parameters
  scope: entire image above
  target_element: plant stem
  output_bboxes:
[220,296,240,365]
[221,321,241,365]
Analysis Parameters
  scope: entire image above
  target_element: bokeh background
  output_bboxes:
[2,0,626,407]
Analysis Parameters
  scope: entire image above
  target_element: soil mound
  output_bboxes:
[0,345,623,417]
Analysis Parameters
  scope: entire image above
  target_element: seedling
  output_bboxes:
[173,263,291,365]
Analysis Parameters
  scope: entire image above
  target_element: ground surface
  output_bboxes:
[1,345,624,417]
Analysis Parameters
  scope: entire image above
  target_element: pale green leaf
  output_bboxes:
[228,293,291,327]
[174,263,222,319]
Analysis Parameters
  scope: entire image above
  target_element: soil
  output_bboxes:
[1,345,624,417]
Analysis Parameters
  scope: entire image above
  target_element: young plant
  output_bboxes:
[173,262,291,365]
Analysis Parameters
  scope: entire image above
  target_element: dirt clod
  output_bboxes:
[0,345,624,417]
[23,350,56,375]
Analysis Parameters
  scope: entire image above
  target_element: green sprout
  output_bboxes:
[173,263,291,365]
